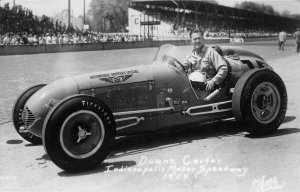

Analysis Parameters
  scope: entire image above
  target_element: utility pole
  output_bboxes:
[83,0,85,25]
[68,0,71,29]
[13,0,15,6]
[171,0,179,29]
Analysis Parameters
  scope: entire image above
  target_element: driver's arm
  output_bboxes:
[207,48,228,86]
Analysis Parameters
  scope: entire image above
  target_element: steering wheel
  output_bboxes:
[163,55,186,74]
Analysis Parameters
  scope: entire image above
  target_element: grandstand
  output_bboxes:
[128,0,300,40]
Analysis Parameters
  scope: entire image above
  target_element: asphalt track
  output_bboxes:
[0,40,299,192]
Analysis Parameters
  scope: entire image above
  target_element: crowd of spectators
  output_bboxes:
[169,25,280,40]
[0,30,284,46]
[163,20,282,41]
[0,32,149,46]
[205,31,280,39]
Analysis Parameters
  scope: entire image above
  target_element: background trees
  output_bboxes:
[234,1,300,20]
[87,0,130,32]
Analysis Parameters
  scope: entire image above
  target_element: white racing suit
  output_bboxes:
[183,46,228,87]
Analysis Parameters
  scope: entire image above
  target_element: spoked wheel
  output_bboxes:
[233,69,287,135]
[43,95,115,172]
[12,84,46,144]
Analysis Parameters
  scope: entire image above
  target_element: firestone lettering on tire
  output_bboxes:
[81,100,111,124]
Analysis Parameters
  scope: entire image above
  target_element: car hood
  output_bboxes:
[26,77,79,119]
[73,65,154,90]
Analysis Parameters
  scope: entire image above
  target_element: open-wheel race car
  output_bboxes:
[13,44,287,172]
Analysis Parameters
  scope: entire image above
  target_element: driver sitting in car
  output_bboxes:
[183,29,228,91]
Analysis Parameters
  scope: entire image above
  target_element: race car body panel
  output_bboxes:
[220,46,265,61]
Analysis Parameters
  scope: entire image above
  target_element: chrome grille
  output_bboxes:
[21,106,37,128]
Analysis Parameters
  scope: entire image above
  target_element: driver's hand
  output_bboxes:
[205,80,216,91]
[187,55,200,65]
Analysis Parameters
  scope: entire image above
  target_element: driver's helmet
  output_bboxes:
[189,71,206,82]
[188,71,207,90]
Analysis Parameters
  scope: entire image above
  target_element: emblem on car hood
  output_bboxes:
[90,70,139,84]
[100,74,133,84]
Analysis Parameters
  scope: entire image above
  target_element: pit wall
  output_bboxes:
[1,37,283,56]
[243,37,278,42]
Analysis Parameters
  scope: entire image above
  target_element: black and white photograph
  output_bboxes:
[0,0,300,191]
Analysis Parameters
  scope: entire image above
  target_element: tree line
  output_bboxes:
[234,1,300,20]
[86,0,130,32]
[0,3,74,34]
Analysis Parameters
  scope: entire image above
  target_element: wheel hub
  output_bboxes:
[77,126,91,143]
[251,82,280,124]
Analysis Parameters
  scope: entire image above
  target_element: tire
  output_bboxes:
[232,69,287,135]
[12,84,46,144]
[42,95,116,172]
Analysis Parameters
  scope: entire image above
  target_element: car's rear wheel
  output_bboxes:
[43,95,115,172]
[232,69,287,135]
[12,84,46,144]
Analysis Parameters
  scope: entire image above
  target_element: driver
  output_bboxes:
[183,29,228,91]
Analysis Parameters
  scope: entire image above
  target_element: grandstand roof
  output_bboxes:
[130,0,299,22]
[131,0,232,10]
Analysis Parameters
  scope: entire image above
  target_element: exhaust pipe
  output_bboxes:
[205,88,221,102]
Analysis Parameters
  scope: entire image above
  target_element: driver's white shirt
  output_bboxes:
[183,46,228,86]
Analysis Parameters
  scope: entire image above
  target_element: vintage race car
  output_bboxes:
[13,44,287,172]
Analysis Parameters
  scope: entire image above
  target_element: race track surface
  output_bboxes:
[0,40,299,192]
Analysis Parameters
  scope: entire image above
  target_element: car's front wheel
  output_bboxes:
[43,95,116,172]
[12,84,46,144]
[232,69,287,135]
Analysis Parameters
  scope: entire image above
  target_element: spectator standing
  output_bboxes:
[39,35,45,45]
[63,33,69,44]
[58,34,63,44]
[51,34,58,44]
[46,33,52,44]
[32,35,38,45]
[10,35,17,45]
[16,34,21,45]
[3,34,10,45]
[294,28,300,53]
[278,30,287,51]
[77,36,83,44]
[73,34,79,44]
[81,35,86,43]
[27,34,33,44]
[22,34,29,45]
[69,34,74,44]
